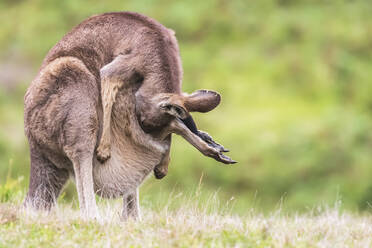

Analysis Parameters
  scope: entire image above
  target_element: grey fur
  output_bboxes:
[24,12,234,220]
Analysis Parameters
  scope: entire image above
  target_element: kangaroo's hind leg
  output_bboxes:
[51,57,101,220]
[63,85,101,220]
[24,142,69,210]
[24,56,101,220]
[66,148,99,220]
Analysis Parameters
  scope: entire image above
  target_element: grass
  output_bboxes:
[0,188,371,247]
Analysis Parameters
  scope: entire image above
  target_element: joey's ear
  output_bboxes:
[159,101,188,119]
[184,90,221,113]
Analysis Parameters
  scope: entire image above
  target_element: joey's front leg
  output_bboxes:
[154,152,170,179]
[154,135,171,179]
[154,149,170,179]
[96,54,139,162]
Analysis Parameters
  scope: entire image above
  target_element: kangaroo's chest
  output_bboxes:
[92,141,165,198]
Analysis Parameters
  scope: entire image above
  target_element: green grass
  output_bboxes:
[1,196,372,247]
[0,179,371,247]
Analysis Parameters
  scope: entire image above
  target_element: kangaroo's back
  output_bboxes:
[39,12,182,92]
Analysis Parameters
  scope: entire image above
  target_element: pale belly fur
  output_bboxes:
[92,135,165,198]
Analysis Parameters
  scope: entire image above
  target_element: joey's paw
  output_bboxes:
[96,145,111,163]
[154,166,167,179]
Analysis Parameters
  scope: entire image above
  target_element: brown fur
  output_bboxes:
[24,12,234,220]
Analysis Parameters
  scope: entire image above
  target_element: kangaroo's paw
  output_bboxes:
[96,144,111,163]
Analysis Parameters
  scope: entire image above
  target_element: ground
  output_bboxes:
[1,196,372,248]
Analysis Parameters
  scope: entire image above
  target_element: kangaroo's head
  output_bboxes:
[133,26,234,164]
[135,89,220,134]
[134,88,234,164]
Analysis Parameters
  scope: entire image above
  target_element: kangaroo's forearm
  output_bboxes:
[96,77,121,160]
[96,54,139,162]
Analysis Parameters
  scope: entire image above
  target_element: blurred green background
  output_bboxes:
[1,0,372,213]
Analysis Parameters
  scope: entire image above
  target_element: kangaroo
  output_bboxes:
[24,11,235,220]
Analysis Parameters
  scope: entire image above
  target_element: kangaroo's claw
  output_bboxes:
[96,145,111,163]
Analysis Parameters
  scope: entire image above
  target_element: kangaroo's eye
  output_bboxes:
[175,107,182,115]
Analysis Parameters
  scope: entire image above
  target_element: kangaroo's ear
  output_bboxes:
[184,90,221,113]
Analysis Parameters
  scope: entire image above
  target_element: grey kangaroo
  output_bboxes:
[24,11,235,220]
